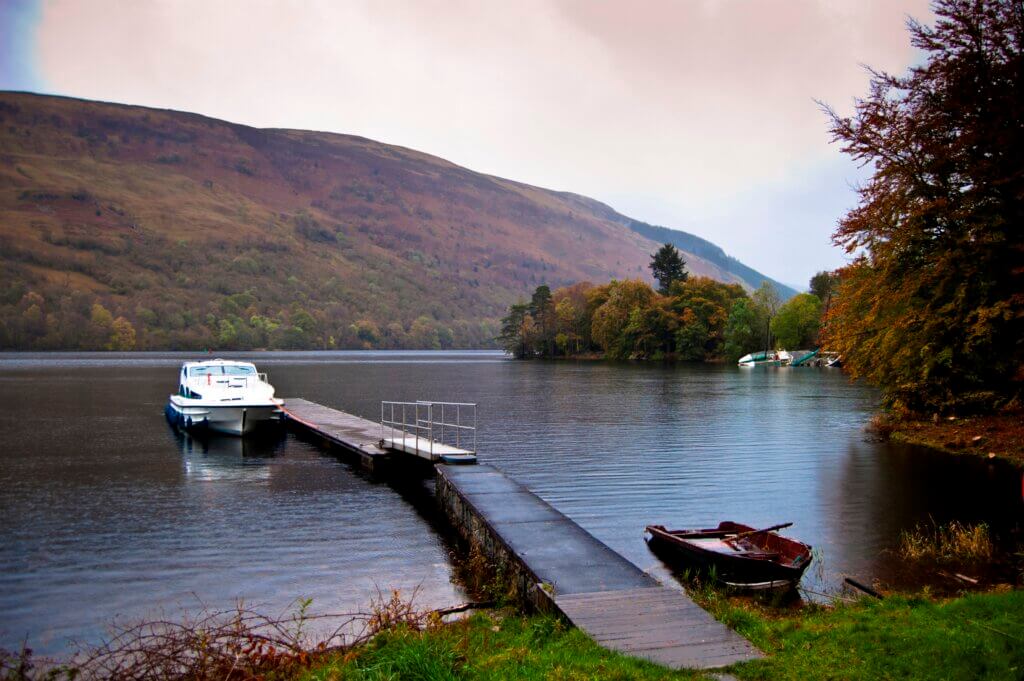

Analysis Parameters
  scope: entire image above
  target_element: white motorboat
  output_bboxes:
[166,359,284,436]
[737,350,792,367]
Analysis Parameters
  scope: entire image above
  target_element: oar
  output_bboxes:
[725,522,793,544]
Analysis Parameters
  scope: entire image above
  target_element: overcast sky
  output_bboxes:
[2,0,931,288]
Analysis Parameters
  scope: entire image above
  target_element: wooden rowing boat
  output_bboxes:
[645,521,813,586]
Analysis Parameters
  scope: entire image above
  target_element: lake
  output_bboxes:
[1,351,1021,655]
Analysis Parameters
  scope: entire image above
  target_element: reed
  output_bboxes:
[898,520,994,564]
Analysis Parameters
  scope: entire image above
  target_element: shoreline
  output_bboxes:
[874,411,1024,467]
[14,587,1018,679]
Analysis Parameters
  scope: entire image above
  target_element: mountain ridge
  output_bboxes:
[0,91,795,350]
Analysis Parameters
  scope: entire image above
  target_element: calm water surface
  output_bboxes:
[1,351,1021,654]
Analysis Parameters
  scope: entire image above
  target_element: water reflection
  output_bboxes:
[173,428,284,483]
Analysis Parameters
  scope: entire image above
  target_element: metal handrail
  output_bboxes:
[380,400,477,455]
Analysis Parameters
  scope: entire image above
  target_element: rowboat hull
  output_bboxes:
[645,522,813,586]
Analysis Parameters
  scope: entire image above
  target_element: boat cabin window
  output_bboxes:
[188,365,256,377]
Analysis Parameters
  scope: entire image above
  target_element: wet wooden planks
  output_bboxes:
[555,588,760,669]
[437,464,762,670]
[282,398,389,469]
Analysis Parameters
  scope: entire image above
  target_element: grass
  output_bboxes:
[299,589,1024,681]
[699,588,1024,680]
[898,520,994,564]
[300,612,705,681]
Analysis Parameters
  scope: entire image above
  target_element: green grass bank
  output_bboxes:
[301,589,1024,681]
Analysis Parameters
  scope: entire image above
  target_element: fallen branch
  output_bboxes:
[434,601,496,616]
[844,577,883,599]
[797,586,857,604]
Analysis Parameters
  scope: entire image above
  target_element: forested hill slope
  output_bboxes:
[0,92,792,350]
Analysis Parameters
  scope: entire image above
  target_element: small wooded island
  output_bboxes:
[499,244,828,364]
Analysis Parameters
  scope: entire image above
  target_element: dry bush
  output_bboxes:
[0,588,485,681]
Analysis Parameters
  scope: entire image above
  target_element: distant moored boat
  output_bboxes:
[737,350,791,367]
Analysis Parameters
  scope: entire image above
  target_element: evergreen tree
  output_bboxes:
[529,285,555,357]
[649,243,688,294]
[498,303,532,358]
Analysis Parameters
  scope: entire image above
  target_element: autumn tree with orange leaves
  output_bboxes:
[822,0,1024,414]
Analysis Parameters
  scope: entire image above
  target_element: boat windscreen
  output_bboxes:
[189,365,256,377]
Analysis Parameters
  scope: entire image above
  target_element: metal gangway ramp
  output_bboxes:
[380,401,477,464]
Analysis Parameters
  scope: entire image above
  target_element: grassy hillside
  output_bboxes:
[0,92,790,350]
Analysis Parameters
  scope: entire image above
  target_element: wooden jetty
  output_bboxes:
[282,398,477,469]
[282,398,391,470]
[437,464,762,670]
[283,397,760,670]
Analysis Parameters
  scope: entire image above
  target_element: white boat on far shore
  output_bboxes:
[166,359,284,436]
[737,350,792,367]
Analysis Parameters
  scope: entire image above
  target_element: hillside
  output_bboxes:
[0,92,793,350]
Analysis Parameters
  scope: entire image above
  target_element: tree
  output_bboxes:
[554,298,578,355]
[350,319,381,348]
[669,277,748,359]
[109,316,137,351]
[591,279,657,358]
[822,0,1024,413]
[89,303,114,347]
[622,297,677,358]
[675,310,709,361]
[723,299,766,361]
[649,243,688,294]
[529,284,556,357]
[409,316,442,350]
[809,271,839,304]
[498,303,532,358]
[752,282,781,318]
[553,282,596,353]
[771,294,823,349]
[749,282,782,351]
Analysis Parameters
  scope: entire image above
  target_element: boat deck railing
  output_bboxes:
[380,401,477,457]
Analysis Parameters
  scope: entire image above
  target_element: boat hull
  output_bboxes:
[166,401,282,436]
[645,522,812,586]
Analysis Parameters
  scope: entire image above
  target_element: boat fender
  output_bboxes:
[186,416,192,428]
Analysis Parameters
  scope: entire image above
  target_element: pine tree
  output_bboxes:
[649,243,688,294]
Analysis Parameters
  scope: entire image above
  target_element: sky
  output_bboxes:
[1,0,932,288]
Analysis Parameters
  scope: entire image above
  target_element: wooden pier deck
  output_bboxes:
[282,398,390,469]
[282,398,477,468]
[437,464,762,670]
